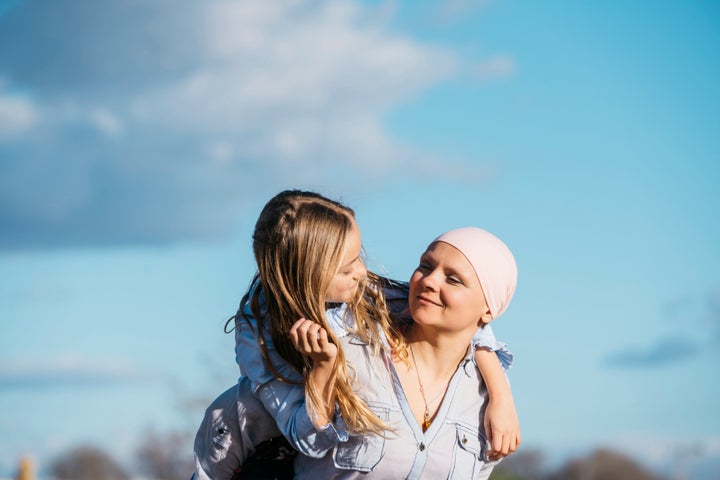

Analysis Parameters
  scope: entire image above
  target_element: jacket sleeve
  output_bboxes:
[471,324,514,370]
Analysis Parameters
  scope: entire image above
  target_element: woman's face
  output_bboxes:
[325,219,367,303]
[409,241,490,334]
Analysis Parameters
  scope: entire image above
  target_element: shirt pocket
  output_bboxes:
[332,403,390,473]
[448,422,484,479]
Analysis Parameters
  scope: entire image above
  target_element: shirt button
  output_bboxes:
[462,436,468,445]
[419,443,426,451]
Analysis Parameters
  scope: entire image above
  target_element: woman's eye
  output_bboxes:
[447,276,462,285]
[417,262,430,271]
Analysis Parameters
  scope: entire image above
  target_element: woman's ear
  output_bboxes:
[478,309,493,326]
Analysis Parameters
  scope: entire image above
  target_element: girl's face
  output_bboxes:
[409,241,490,334]
[325,219,367,303]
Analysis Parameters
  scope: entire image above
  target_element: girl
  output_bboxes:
[193,191,518,478]
[291,226,518,478]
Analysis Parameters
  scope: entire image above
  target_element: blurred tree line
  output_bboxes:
[36,441,666,480]
[41,430,194,480]
[489,448,663,480]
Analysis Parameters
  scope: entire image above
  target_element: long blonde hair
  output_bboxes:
[240,190,402,434]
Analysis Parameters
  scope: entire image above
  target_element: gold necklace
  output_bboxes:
[409,341,450,432]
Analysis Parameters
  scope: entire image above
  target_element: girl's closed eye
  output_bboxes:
[338,263,354,276]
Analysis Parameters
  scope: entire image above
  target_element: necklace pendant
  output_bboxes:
[422,412,431,432]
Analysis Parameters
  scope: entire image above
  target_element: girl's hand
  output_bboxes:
[290,318,338,428]
[290,318,338,364]
[484,396,521,460]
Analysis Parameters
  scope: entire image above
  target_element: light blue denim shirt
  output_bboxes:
[293,332,500,479]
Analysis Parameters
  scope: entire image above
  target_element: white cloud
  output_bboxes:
[0,0,498,249]
[133,1,457,137]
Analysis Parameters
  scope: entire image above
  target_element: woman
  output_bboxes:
[291,227,518,479]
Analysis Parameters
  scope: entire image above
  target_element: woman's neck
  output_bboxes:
[405,324,471,378]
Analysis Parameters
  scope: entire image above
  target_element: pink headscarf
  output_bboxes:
[433,227,518,320]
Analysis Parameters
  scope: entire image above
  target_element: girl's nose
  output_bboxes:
[354,261,367,281]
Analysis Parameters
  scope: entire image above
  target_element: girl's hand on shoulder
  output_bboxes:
[290,318,338,364]
[484,396,521,461]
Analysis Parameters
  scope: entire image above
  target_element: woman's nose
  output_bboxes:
[421,270,440,290]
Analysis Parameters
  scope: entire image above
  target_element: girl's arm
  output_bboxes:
[472,324,520,460]
[235,307,347,458]
[474,348,520,460]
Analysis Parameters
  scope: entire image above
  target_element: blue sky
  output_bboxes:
[1,0,719,478]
